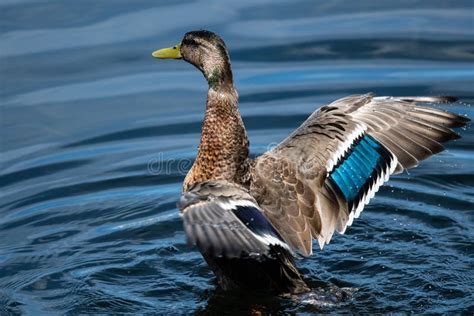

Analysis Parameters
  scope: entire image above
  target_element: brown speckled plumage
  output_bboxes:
[178,31,251,192]
[155,30,470,294]
[183,88,250,191]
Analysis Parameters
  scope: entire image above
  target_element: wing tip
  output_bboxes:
[444,113,470,129]
[433,96,459,103]
[452,114,471,127]
[450,131,463,141]
[397,96,470,128]
[397,96,459,104]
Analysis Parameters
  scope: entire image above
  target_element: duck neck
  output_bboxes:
[183,84,250,191]
[204,63,234,90]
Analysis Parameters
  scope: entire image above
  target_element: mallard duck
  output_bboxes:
[152,30,470,294]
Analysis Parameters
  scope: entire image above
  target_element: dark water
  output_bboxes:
[1,1,473,314]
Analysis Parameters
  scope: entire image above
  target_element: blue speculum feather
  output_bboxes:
[232,205,285,241]
[329,135,388,203]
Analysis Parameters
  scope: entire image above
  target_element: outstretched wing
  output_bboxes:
[178,180,291,259]
[250,94,469,256]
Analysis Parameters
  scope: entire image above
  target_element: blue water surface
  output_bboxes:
[1,0,473,314]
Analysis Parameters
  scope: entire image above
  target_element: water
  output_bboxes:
[1,0,473,314]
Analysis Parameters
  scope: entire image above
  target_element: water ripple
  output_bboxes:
[1,0,473,314]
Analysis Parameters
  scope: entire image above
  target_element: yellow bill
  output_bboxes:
[152,44,182,59]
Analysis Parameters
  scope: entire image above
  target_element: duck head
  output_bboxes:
[153,30,233,89]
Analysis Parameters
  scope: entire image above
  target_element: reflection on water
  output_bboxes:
[1,0,473,314]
